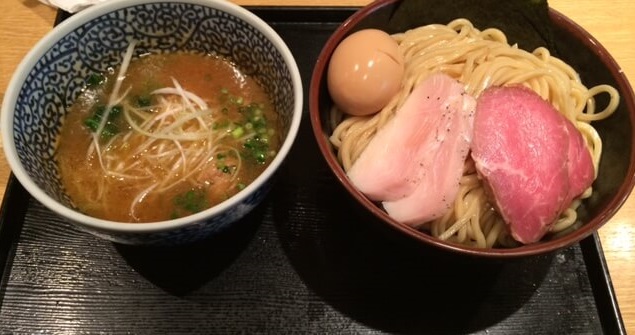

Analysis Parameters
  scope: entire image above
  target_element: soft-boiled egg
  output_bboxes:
[327,29,404,116]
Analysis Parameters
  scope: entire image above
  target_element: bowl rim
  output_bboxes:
[308,0,635,257]
[1,0,303,233]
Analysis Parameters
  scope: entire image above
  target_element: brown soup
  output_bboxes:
[56,51,281,222]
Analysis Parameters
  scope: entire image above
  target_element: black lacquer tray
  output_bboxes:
[0,7,626,334]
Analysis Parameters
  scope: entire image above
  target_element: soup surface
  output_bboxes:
[56,51,281,222]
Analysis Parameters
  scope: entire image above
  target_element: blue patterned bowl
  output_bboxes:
[1,0,302,245]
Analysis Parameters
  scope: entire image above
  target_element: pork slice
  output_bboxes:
[347,72,476,225]
[383,93,476,226]
[470,85,595,244]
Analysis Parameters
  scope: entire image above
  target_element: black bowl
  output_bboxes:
[309,0,635,257]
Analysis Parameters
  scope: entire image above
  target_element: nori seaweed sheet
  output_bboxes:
[357,0,556,55]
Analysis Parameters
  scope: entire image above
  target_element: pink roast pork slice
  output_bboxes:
[471,85,595,244]
[348,73,476,226]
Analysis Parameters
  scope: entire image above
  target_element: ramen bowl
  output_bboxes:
[1,0,302,245]
[309,0,635,257]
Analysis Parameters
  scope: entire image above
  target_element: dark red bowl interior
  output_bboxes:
[309,0,635,257]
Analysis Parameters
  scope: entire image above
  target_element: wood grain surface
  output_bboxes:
[1,0,634,333]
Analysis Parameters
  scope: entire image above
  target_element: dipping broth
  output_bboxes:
[56,49,281,222]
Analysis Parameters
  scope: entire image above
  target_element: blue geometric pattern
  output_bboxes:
[9,2,296,245]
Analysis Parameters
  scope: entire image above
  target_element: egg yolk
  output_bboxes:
[327,29,404,116]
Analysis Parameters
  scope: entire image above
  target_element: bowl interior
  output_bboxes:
[310,0,635,257]
[8,1,297,214]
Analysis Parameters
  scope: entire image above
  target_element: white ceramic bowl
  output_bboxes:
[1,0,303,245]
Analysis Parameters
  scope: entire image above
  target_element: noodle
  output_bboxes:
[329,18,620,248]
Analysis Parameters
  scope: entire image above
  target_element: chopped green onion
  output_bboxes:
[255,152,266,164]
[86,73,105,87]
[173,189,208,215]
[231,126,244,138]
[83,117,100,132]
[83,104,123,139]
[109,105,123,116]
[134,95,152,108]
[100,123,119,139]
[243,136,270,165]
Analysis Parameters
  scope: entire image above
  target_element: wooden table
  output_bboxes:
[1,0,634,332]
